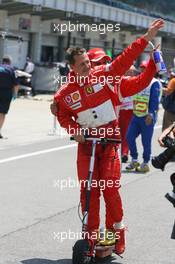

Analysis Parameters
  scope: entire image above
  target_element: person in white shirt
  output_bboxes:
[24,57,35,74]
[24,57,35,96]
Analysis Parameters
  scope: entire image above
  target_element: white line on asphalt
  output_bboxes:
[0,125,162,164]
[0,144,77,164]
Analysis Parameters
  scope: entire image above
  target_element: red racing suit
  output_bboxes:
[55,36,156,233]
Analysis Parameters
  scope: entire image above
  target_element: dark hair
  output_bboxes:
[2,55,12,65]
[66,47,86,65]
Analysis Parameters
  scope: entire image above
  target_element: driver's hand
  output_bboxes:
[73,134,85,143]
[144,19,164,42]
[50,100,58,116]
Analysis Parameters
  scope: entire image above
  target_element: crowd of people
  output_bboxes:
[51,27,175,175]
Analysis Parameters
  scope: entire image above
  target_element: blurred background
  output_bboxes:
[0,0,175,93]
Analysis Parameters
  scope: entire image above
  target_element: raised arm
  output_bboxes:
[107,19,164,77]
[119,59,156,98]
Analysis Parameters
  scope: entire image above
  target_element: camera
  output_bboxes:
[162,135,175,148]
[151,135,175,171]
[151,125,175,240]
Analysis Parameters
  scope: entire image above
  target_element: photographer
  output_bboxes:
[154,122,175,203]
[152,122,175,171]
[156,123,175,239]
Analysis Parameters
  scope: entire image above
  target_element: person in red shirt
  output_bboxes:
[54,19,164,255]
[87,50,135,237]
[119,65,138,163]
[87,47,112,67]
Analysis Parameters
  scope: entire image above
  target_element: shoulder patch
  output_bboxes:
[64,90,81,105]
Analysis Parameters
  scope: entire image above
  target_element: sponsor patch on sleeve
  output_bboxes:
[71,91,81,102]
[64,95,73,105]
[64,90,81,105]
